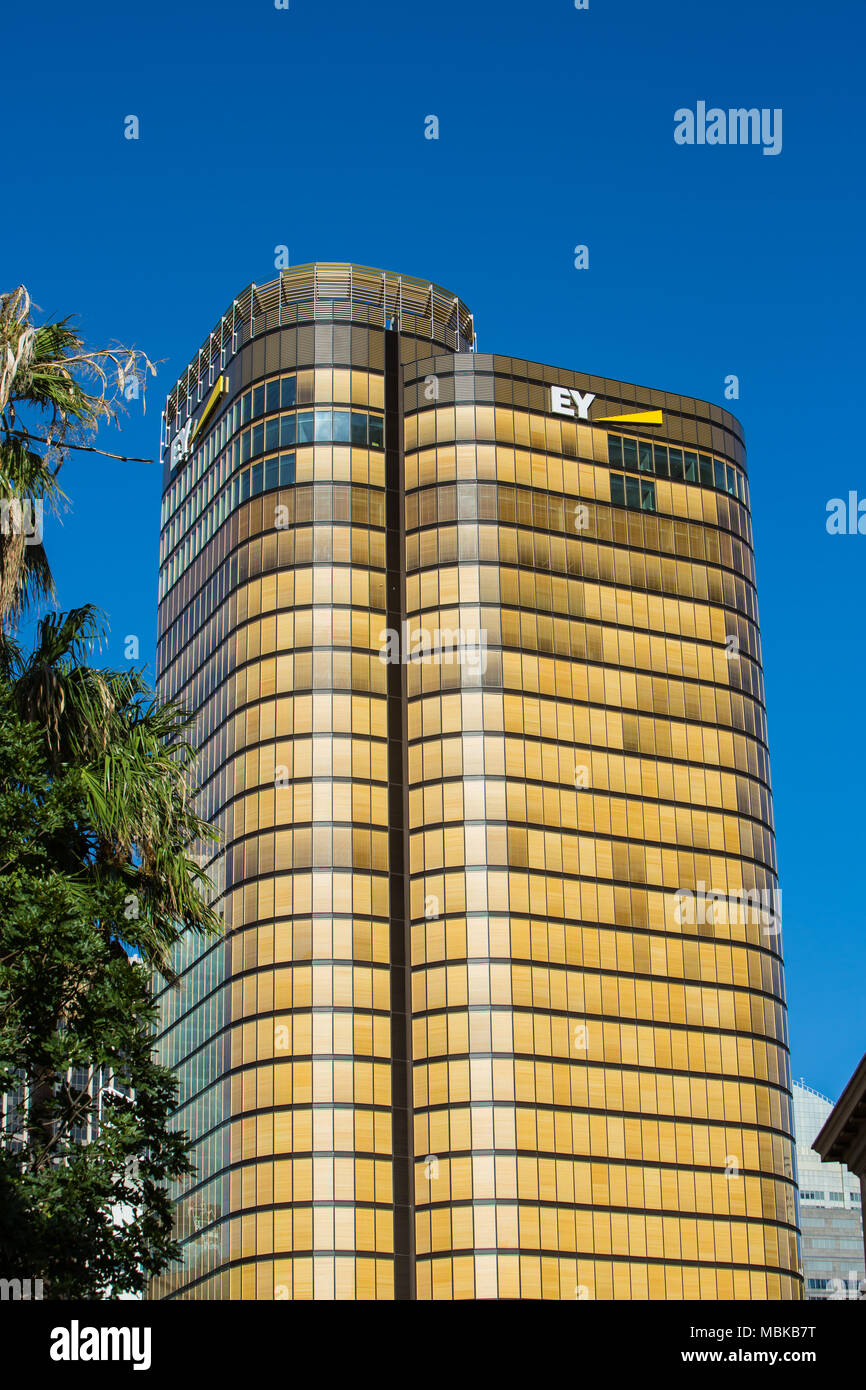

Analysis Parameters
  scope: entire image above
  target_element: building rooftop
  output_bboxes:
[814,1054,866,1174]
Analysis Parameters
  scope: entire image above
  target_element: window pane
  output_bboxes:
[297,411,314,444]
[653,444,669,477]
[252,385,265,417]
[280,415,296,448]
[280,377,296,409]
[369,416,384,449]
[683,450,698,482]
[265,380,280,413]
[622,437,638,471]
[333,411,351,443]
[608,436,623,467]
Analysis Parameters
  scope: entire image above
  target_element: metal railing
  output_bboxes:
[162,262,475,442]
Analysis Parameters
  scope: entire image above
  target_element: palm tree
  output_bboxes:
[0,285,155,626]
[0,289,218,1289]
[1,605,220,975]
[0,287,217,975]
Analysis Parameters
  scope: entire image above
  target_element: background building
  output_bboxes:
[793,1079,864,1299]
[813,1054,866,1297]
[152,263,801,1300]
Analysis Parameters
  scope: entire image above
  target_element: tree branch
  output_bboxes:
[4,431,156,464]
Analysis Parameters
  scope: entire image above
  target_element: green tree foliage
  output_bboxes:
[0,614,220,1297]
[0,290,218,1297]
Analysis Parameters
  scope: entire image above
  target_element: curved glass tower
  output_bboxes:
[152,262,801,1300]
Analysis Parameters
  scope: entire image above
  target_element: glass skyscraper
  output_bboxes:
[152,263,801,1300]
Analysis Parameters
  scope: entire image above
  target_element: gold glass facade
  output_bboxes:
[152,264,801,1300]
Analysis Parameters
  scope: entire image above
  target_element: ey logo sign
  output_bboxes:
[170,375,229,469]
[550,386,662,428]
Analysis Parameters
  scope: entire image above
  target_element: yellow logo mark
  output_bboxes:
[595,409,664,426]
[190,375,229,447]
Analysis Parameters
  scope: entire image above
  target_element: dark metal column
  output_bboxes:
[384,325,415,1299]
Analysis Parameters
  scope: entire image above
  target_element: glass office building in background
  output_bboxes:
[151,263,801,1300]
[792,1080,864,1299]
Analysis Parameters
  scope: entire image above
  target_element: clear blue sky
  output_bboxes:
[3,0,863,1102]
